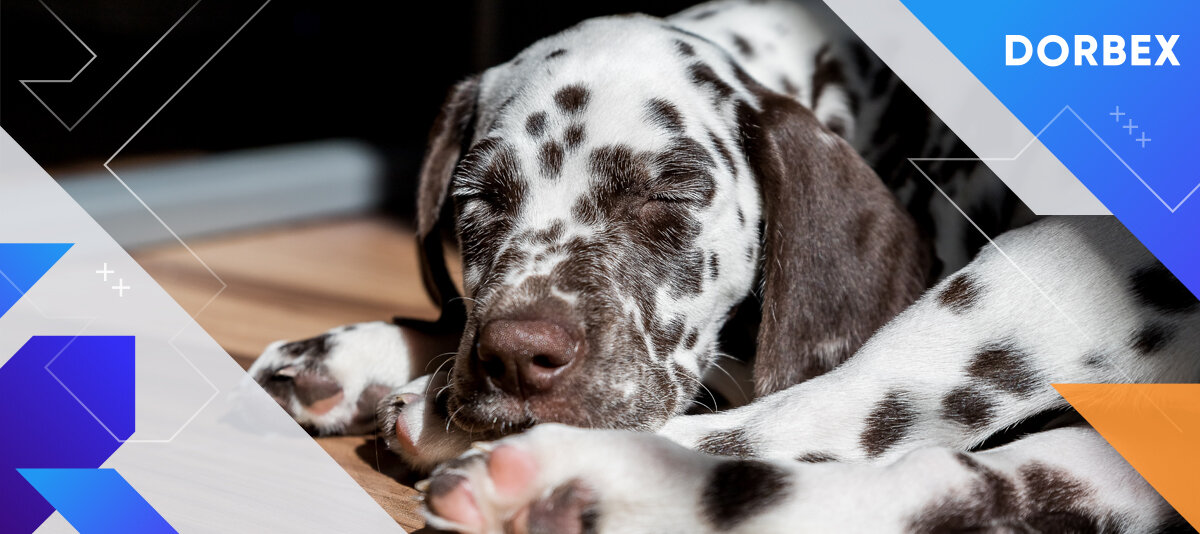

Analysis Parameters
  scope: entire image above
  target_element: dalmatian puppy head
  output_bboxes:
[416,15,925,436]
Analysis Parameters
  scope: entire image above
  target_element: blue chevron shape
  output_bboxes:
[0,243,73,318]
[18,469,176,534]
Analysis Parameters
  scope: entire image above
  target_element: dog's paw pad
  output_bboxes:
[487,444,539,498]
[427,474,485,530]
[424,440,598,534]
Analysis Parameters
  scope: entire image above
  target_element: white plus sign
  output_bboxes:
[1137,132,1152,148]
[1109,105,1125,122]
[112,279,130,297]
[1122,118,1139,134]
[96,263,115,281]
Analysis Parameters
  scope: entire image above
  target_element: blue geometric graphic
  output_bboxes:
[0,243,72,317]
[17,469,176,534]
[0,243,173,532]
[901,0,1200,298]
[1,337,137,532]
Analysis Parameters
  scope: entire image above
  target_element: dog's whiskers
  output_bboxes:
[706,359,748,404]
[423,352,459,373]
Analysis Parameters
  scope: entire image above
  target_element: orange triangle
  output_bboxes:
[1055,383,1200,529]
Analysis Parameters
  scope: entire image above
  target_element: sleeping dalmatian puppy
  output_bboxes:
[250,0,998,446]
[245,0,1195,531]
[253,0,936,445]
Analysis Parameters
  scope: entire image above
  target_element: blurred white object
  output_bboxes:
[56,139,386,249]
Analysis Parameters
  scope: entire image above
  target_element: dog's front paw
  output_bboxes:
[421,430,599,534]
[249,321,416,434]
[378,372,475,471]
[420,424,730,534]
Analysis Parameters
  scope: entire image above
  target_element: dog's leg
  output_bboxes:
[421,424,1183,533]
[248,320,458,435]
[659,217,1200,462]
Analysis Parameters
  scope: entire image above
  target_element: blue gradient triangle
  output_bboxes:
[0,243,73,318]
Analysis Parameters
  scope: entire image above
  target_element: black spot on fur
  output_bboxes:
[967,340,1040,397]
[910,455,1112,533]
[1132,322,1174,355]
[1131,265,1198,314]
[554,84,590,114]
[729,62,756,92]
[670,250,705,297]
[645,98,684,132]
[674,39,696,57]
[939,273,982,313]
[544,48,567,60]
[1083,351,1107,367]
[708,252,720,279]
[702,460,791,530]
[697,428,755,458]
[1019,462,1105,532]
[860,390,916,458]
[651,317,685,358]
[690,8,719,20]
[540,141,564,177]
[780,76,799,97]
[280,334,331,358]
[689,63,735,101]
[795,452,838,463]
[908,453,1019,533]
[453,139,526,269]
[564,124,586,151]
[683,328,700,351]
[941,385,995,431]
[706,130,736,175]
[526,111,548,138]
[530,220,565,245]
[654,137,717,205]
[731,33,754,58]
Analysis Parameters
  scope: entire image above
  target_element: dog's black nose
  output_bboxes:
[476,319,582,394]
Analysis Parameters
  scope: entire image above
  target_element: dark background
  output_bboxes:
[1,0,698,213]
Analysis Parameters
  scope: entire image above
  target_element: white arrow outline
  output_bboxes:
[19,0,202,131]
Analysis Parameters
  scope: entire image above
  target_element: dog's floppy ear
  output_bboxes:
[405,75,480,333]
[739,92,928,397]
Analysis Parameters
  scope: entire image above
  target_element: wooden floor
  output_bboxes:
[134,216,440,532]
